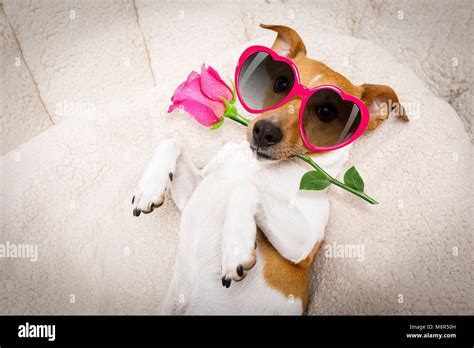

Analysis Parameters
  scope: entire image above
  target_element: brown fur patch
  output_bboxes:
[257,228,322,312]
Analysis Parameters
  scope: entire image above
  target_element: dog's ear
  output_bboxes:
[359,84,409,130]
[260,24,307,59]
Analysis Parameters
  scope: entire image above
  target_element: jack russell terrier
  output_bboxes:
[132,24,407,314]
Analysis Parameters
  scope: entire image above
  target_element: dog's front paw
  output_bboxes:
[221,244,257,288]
[132,172,172,216]
[131,184,167,217]
[131,138,180,217]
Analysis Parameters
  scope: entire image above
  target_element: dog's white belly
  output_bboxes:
[159,141,350,314]
[170,175,300,314]
[162,141,303,314]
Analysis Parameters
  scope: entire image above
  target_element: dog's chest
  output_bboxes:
[179,142,295,234]
[202,141,302,190]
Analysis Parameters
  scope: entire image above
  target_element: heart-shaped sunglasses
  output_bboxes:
[234,46,370,152]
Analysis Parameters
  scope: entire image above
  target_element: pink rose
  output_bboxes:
[168,65,233,127]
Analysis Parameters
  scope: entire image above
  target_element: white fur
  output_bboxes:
[133,138,181,212]
[133,138,350,314]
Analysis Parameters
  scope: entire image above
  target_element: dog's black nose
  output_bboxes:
[253,120,283,147]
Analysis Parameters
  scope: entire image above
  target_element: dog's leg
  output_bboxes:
[169,145,202,211]
[255,192,328,264]
[221,184,258,287]
[132,137,201,216]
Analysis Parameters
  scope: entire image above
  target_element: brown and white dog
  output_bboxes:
[132,24,408,314]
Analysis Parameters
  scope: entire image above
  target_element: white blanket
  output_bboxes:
[0,10,472,314]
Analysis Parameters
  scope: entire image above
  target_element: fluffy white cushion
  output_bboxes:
[0,30,472,314]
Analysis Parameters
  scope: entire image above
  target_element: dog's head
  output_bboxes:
[247,24,408,160]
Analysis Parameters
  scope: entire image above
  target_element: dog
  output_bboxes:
[132,24,408,314]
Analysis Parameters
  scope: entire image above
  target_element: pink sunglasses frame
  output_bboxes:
[234,45,370,152]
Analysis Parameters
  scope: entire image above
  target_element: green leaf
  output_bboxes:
[343,166,365,192]
[299,171,331,191]
[210,117,224,130]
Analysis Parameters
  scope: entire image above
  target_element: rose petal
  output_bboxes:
[167,102,179,113]
[172,100,221,127]
[171,71,201,103]
[200,65,233,102]
[170,73,225,116]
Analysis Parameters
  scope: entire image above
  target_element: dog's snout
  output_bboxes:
[253,120,283,147]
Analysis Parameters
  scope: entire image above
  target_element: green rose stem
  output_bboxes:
[296,154,378,204]
[216,82,378,205]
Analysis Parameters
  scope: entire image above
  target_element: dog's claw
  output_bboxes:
[132,196,135,205]
[169,172,173,181]
[237,264,244,277]
[221,276,231,288]
[133,208,141,217]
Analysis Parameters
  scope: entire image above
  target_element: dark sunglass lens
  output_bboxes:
[237,51,294,111]
[302,89,362,148]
